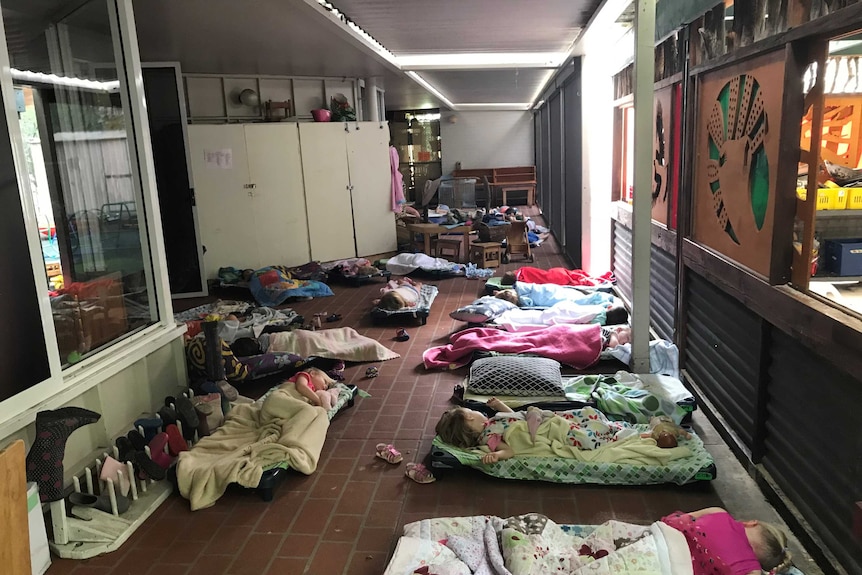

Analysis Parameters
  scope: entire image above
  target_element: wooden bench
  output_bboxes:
[492,166,536,207]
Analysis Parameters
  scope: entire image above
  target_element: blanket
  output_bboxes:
[497,415,691,466]
[384,514,694,575]
[267,327,400,362]
[493,300,607,331]
[516,266,616,287]
[513,282,615,308]
[385,253,463,275]
[423,324,603,370]
[176,387,329,510]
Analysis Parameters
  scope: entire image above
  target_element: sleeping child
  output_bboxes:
[374,277,424,311]
[285,367,340,409]
[435,398,638,464]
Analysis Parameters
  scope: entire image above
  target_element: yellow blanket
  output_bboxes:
[500,416,691,466]
[268,327,400,362]
[177,386,329,510]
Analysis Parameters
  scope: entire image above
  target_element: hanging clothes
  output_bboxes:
[390,146,405,212]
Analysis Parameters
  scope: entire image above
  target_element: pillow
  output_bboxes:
[450,296,517,323]
[468,356,563,396]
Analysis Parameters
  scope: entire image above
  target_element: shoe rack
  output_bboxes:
[48,416,194,559]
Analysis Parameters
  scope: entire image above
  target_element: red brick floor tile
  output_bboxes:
[265,557,309,575]
[305,541,353,575]
[160,538,209,563]
[347,550,390,575]
[290,499,337,534]
[323,514,363,541]
[334,480,376,514]
[186,554,235,575]
[277,533,319,557]
[355,526,397,552]
[227,532,283,575]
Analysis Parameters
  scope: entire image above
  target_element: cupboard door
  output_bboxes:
[188,125,257,279]
[298,123,356,261]
[244,124,310,267]
[346,123,397,257]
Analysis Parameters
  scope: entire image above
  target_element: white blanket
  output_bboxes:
[493,300,606,331]
[385,253,462,275]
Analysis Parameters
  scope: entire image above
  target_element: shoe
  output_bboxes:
[365,366,379,379]
[326,313,342,322]
[157,405,178,428]
[375,443,403,464]
[201,379,239,402]
[405,462,436,484]
[395,329,410,342]
[127,429,147,452]
[147,432,173,469]
[174,395,199,440]
[133,417,163,442]
[134,451,166,481]
[164,424,188,456]
[99,456,131,497]
[115,436,136,463]
[68,490,131,514]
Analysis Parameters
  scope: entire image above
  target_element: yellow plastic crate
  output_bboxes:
[797,187,847,210]
[845,188,862,210]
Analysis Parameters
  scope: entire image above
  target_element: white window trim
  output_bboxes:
[0,0,183,438]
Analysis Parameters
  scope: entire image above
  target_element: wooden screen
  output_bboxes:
[652,85,674,224]
[693,50,786,277]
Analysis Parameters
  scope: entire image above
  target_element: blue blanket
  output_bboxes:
[249,266,333,307]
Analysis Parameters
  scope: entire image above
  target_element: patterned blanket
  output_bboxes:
[384,514,693,575]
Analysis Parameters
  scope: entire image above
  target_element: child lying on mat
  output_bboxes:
[373,277,424,311]
[663,507,792,575]
[435,399,638,464]
[495,288,629,326]
[284,367,340,409]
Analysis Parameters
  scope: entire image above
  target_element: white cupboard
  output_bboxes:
[189,121,396,279]
[189,123,310,279]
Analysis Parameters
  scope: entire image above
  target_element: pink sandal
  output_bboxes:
[405,462,436,484]
[375,443,403,464]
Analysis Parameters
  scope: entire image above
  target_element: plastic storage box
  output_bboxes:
[825,239,862,276]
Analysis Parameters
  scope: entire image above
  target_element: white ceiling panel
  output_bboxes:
[332,0,602,54]
[382,71,442,111]
[133,0,395,78]
[419,68,553,105]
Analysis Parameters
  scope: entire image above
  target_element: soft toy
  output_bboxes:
[642,415,691,448]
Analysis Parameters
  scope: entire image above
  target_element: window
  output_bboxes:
[3,0,158,367]
[795,33,862,318]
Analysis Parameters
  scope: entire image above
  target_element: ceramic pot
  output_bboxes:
[311,109,332,122]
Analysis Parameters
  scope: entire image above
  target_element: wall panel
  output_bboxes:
[766,331,862,573]
[612,220,633,304]
[650,244,676,341]
[684,271,762,448]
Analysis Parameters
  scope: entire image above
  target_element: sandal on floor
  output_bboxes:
[405,462,436,484]
[375,443,403,464]
[395,328,410,342]
[326,314,342,322]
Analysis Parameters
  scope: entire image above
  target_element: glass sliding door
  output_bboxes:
[2,0,157,367]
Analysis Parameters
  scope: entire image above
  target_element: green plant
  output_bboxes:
[329,97,356,122]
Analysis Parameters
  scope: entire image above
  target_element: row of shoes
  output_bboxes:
[65,416,192,516]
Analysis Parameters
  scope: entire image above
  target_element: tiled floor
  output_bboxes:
[46,211,823,575]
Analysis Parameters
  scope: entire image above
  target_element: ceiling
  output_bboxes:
[132,0,603,111]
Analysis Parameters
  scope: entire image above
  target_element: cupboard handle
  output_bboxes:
[243,183,256,189]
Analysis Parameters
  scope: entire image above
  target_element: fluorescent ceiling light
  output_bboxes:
[405,71,456,109]
[10,69,120,92]
[397,52,565,70]
[528,69,556,106]
[455,103,532,110]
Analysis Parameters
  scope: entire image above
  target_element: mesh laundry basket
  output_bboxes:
[437,178,476,207]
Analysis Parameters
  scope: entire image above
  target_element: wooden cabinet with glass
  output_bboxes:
[387,109,441,202]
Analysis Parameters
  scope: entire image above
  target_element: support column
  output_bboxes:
[630,0,656,373]
[365,77,380,122]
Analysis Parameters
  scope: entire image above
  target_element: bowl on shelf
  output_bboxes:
[311,109,331,122]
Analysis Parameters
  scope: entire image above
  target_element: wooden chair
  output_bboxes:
[264,100,292,121]
[469,241,502,268]
[436,235,462,261]
[492,166,537,207]
[502,220,532,263]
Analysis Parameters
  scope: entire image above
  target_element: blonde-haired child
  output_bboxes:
[287,367,340,409]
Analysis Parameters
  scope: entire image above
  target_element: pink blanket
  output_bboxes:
[423,324,603,369]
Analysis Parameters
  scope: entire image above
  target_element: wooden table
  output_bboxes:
[405,222,474,263]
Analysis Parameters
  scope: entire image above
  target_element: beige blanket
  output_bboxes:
[268,327,400,362]
[177,386,329,510]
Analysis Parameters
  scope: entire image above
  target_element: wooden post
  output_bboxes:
[0,440,31,575]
